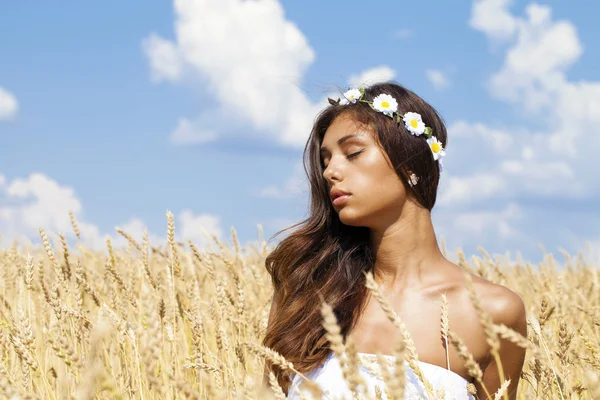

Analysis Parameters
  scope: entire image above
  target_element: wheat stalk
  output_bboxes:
[364,271,437,399]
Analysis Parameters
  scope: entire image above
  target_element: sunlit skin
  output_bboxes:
[320,113,528,399]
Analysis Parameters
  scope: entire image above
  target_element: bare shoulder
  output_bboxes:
[470,273,527,329]
[430,261,527,330]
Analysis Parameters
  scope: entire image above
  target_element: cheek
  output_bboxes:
[355,159,406,203]
[373,175,406,204]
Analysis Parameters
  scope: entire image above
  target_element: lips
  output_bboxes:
[330,188,350,202]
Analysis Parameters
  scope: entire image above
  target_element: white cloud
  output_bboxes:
[143,0,324,148]
[468,1,600,186]
[0,87,19,121]
[348,65,396,88]
[449,120,514,153]
[452,202,522,239]
[549,80,600,156]
[487,5,582,113]
[499,159,573,180]
[116,218,161,246]
[142,34,183,83]
[117,211,223,250]
[426,69,451,91]
[4,173,85,233]
[587,238,600,267]
[471,2,600,160]
[393,28,413,39]
[433,0,600,256]
[178,210,223,247]
[169,118,217,145]
[0,173,223,252]
[254,161,307,199]
[469,0,517,42]
[253,64,397,201]
[439,172,507,206]
[434,201,527,260]
[0,173,104,249]
[439,119,585,205]
[259,217,297,240]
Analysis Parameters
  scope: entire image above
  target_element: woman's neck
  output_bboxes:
[369,202,445,293]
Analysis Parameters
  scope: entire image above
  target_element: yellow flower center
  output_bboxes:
[349,95,355,99]
[410,119,419,128]
[431,142,441,153]
[381,101,390,108]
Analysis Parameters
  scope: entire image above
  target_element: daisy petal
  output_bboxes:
[372,94,398,117]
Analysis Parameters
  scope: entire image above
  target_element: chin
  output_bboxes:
[337,209,367,227]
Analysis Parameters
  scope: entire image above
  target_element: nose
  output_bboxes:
[323,162,343,184]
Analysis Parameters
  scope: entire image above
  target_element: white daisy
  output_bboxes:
[372,94,398,117]
[426,136,445,161]
[339,98,349,105]
[342,88,362,104]
[403,112,426,136]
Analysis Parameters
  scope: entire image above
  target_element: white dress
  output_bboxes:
[287,352,476,400]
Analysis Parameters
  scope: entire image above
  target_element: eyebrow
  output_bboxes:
[319,134,364,154]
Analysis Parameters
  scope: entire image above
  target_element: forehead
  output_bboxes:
[321,115,373,149]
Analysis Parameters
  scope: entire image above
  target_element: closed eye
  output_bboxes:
[347,150,364,159]
[322,150,364,169]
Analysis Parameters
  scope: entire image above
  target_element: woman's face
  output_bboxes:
[320,113,409,227]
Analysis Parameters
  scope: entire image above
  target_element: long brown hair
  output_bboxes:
[262,81,448,393]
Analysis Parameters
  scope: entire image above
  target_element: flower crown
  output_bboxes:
[328,87,445,172]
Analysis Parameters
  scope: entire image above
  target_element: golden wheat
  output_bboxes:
[0,213,597,399]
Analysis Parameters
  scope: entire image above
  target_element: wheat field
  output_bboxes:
[0,212,599,399]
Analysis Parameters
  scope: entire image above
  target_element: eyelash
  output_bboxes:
[347,150,364,159]
[322,150,364,168]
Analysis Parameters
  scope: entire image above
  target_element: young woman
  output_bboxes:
[262,82,527,399]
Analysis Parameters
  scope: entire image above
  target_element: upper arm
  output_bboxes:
[476,289,528,400]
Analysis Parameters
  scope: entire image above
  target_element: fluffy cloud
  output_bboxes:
[393,28,413,39]
[0,173,223,252]
[439,172,507,206]
[463,1,600,192]
[451,202,522,239]
[426,69,451,91]
[435,202,526,258]
[473,2,599,160]
[0,87,19,120]
[254,65,398,200]
[449,120,514,153]
[143,0,325,148]
[439,118,582,204]
[178,210,223,247]
[0,173,104,249]
[254,161,307,199]
[169,118,217,145]
[487,5,582,114]
[118,211,223,251]
[469,0,517,42]
[434,0,600,256]
[348,65,396,88]
[588,238,600,266]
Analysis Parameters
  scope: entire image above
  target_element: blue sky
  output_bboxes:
[1,0,599,265]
